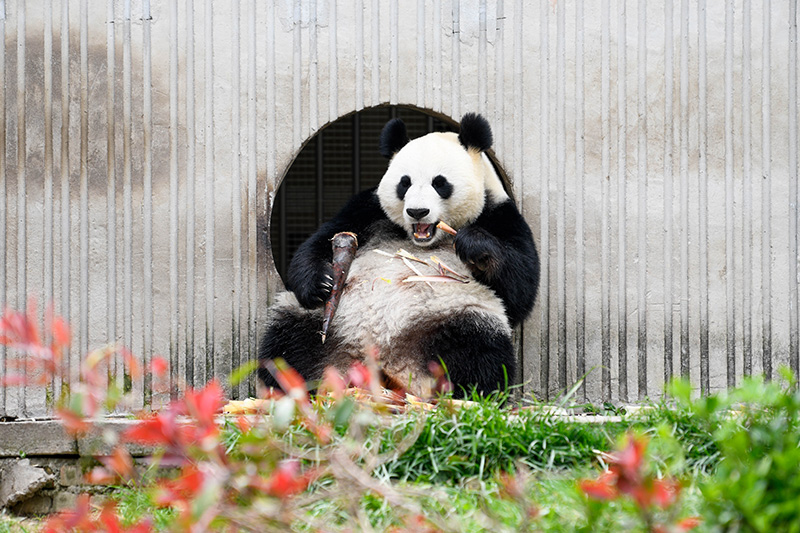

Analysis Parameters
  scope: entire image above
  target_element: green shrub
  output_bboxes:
[670,371,800,532]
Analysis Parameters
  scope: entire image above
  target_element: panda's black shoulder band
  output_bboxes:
[458,113,493,152]
[379,118,410,158]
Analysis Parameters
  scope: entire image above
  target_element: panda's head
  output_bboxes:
[376,113,509,247]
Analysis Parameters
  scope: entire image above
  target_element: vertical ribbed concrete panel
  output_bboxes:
[0,0,7,413]
[698,0,710,394]
[15,0,27,415]
[790,0,799,378]
[0,1,799,416]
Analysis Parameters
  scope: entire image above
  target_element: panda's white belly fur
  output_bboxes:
[270,238,511,388]
[334,238,509,363]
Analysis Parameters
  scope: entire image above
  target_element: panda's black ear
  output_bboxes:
[458,113,493,152]
[379,118,410,158]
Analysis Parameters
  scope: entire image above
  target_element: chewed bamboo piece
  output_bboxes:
[429,255,470,281]
[321,232,358,343]
[436,220,458,236]
[401,257,433,288]
[403,275,465,283]
[396,248,428,265]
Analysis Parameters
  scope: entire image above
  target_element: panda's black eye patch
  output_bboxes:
[396,175,411,200]
[432,175,453,199]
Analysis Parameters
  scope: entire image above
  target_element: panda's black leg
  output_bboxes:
[257,310,328,390]
[420,314,516,397]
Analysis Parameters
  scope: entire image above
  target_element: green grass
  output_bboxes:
[286,473,712,533]
[109,487,177,531]
[377,402,630,482]
[0,512,40,533]
[1,473,704,533]
[635,400,721,475]
[218,390,724,485]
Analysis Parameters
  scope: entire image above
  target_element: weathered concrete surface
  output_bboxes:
[0,418,157,459]
[0,418,157,514]
[0,420,77,457]
[0,455,155,515]
[77,419,155,457]
[0,459,55,508]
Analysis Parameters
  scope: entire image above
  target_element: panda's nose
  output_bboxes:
[406,208,430,220]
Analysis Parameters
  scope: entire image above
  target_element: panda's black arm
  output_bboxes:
[454,199,540,327]
[286,187,389,309]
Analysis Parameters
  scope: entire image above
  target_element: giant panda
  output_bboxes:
[258,112,540,396]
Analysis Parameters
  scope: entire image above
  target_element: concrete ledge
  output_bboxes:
[0,418,155,459]
[77,419,155,457]
[0,420,77,457]
[0,418,162,516]
[1,409,637,459]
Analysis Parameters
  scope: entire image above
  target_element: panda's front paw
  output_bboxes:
[291,263,334,309]
[454,226,503,280]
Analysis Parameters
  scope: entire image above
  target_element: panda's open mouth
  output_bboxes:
[412,223,435,242]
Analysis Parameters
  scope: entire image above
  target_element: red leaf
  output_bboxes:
[154,466,205,506]
[0,374,27,387]
[182,380,224,441]
[652,478,681,509]
[97,500,153,533]
[610,434,647,484]
[56,408,92,437]
[126,523,155,533]
[41,493,93,532]
[677,517,702,531]
[630,485,654,509]
[0,307,41,348]
[264,459,313,499]
[121,348,143,380]
[269,359,309,401]
[428,361,453,394]
[125,383,224,450]
[47,308,72,353]
[579,471,619,500]
[498,471,524,500]
[99,501,124,533]
[319,367,346,399]
[346,361,371,388]
[98,446,135,480]
[183,380,224,420]
[150,356,168,377]
[236,415,252,434]
[123,413,179,446]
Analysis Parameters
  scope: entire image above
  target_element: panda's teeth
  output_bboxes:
[413,223,434,240]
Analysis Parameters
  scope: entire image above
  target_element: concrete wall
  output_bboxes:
[0,0,798,416]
